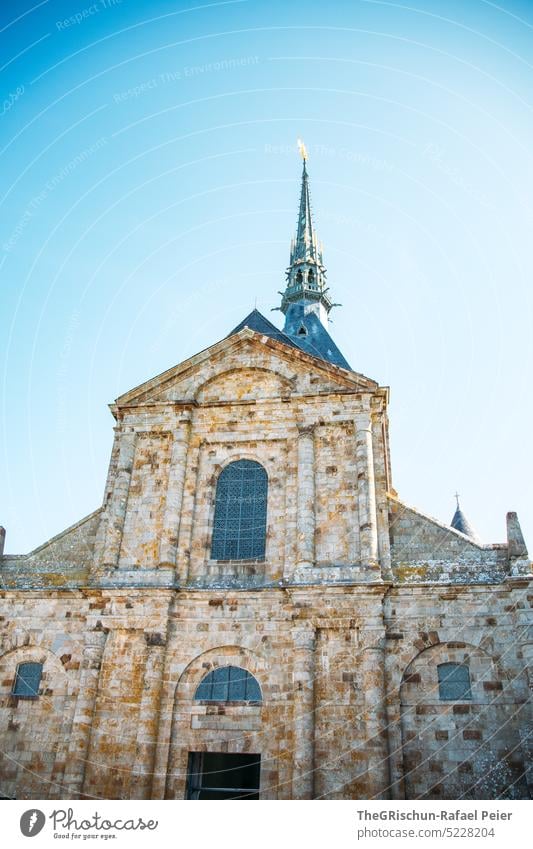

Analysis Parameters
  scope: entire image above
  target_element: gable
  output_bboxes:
[388,495,508,581]
[114,329,378,409]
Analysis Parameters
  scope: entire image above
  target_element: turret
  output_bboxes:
[450,494,479,542]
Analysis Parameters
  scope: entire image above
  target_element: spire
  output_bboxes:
[276,142,351,371]
[450,493,479,541]
[292,143,320,265]
[279,142,333,326]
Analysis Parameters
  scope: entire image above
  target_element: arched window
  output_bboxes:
[194,666,262,702]
[437,662,472,701]
[12,662,43,698]
[211,460,267,560]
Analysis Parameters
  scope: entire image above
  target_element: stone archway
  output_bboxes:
[165,645,282,799]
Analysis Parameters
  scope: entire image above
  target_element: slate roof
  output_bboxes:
[451,505,479,541]
[228,309,299,349]
[283,302,352,370]
[227,308,351,371]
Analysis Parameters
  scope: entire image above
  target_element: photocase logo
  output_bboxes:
[20,809,45,837]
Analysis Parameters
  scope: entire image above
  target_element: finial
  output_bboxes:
[454,491,460,508]
[297,138,308,161]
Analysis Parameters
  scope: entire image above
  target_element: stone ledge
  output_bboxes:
[292,563,384,585]
[89,568,176,588]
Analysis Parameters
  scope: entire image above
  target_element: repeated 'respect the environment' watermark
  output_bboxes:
[56,310,81,436]
[422,142,493,208]
[2,138,108,255]
[56,0,123,31]
[112,56,260,103]
[2,86,25,117]
[264,142,394,173]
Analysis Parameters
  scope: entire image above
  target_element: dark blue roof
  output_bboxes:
[228,309,299,349]
[227,308,351,370]
[283,302,351,370]
[451,506,478,540]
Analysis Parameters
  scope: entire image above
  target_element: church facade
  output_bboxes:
[0,155,531,801]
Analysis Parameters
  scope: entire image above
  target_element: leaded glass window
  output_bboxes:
[210,460,267,560]
[437,663,472,701]
[12,662,43,697]
[194,666,262,702]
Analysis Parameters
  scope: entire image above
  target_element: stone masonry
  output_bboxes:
[0,156,531,800]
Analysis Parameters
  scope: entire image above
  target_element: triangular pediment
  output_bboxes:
[114,326,379,411]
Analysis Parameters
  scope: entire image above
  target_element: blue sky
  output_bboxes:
[1,0,532,553]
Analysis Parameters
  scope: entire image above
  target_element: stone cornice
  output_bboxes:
[113,328,381,409]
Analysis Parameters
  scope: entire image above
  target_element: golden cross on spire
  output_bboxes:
[297,138,308,161]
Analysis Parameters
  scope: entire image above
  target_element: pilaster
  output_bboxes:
[361,642,391,799]
[62,630,108,797]
[292,625,316,799]
[296,425,316,568]
[159,416,192,569]
[100,430,136,568]
[354,409,379,569]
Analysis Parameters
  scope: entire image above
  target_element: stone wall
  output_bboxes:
[389,497,509,583]
[0,579,530,800]
[0,510,101,589]
[118,432,172,569]
[91,333,391,589]
[400,641,529,799]
[0,328,530,801]
[0,592,85,798]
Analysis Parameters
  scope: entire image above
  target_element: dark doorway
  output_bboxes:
[186,752,261,799]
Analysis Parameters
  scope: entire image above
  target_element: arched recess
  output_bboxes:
[165,645,281,800]
[194,367,294,403]
[400,642,530,799]
[0,646,73,799]
[186,435,286,586]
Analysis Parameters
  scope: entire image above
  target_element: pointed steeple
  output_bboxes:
[276,143,350,370]
[450,493,479,541]
[291,153,320,264]
[280,142,333,327]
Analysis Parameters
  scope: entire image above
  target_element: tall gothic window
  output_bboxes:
[210,460,267,560]
[12,662,43,698]
[437,662,472,701]
[194,666,262,702]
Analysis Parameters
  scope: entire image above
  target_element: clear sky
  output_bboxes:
[1,0,532,554]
